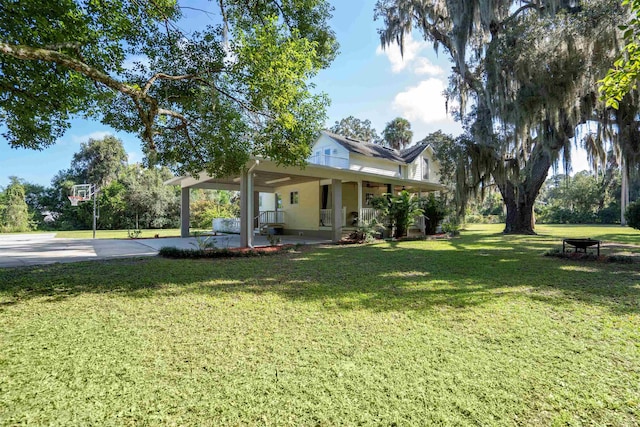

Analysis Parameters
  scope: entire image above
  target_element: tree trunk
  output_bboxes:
[498,143,552,234]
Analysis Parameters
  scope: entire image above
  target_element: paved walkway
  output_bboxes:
[0,233,330,268]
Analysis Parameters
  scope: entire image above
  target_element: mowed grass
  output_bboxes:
[0,224,639,426]
[53,228,211,239]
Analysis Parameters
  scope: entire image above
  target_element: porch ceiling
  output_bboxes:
[167,158,447,193]
[186,170,319,192]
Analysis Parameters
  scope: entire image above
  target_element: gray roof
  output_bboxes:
[322,130,430,164]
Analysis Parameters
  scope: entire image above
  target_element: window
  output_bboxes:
[259,194,263,208]
[290,191,299,205]
[423,158,430,180]
[398,165,402,176]
[324,148,331,166]
[276,193,282,209]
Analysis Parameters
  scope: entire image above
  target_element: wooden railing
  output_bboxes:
[258,210,284,225]
[319,207,347,227]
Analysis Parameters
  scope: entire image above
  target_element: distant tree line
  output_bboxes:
[0,136,238,232]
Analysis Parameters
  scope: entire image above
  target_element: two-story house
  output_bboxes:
[167,131,445,246]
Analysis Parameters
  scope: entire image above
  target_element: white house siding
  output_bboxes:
[308,134,350,168]
[348,154,401,178]
[407,148,441,183]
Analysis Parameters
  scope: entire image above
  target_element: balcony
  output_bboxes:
[308,153,350,169]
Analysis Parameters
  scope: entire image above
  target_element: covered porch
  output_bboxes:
[166,159,444,247]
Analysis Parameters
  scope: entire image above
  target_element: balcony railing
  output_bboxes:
[308,153,350,169]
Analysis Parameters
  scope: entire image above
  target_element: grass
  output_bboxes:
[52,228,211,239]
[0,224,639,425]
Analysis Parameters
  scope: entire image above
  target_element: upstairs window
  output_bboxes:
[423,158,430,180]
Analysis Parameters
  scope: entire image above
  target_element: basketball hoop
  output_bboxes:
[68,195,81,206]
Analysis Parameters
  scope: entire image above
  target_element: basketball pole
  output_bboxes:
[93,189,97,239]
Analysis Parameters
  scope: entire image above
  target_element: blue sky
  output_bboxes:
[0,0,587,188]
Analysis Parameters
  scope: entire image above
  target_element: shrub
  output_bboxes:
[625,200,640,230]
[158,245,292,259]
[420,194,448,234]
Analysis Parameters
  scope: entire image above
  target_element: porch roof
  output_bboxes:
[165,159,446,193]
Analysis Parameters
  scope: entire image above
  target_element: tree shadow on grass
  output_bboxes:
[0,236,638,315]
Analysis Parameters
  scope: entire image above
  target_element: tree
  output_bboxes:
[1,1,337,178]
[382,117,412,149]
[329,116,381,143]
[599,0,640,109]
[1,177,31,232]
[376,0,628,234]
[71,135,128,187]
[121,164,180,229]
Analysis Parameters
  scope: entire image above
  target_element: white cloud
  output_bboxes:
[71,131,112,144]
[414,58,445,76]
[376,33,426,73]
[392,78,454,124]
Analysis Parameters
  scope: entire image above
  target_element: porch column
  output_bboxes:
[240,170,254,247]
[253,191,260,230]
[332,179,342,242]
[357,180,363,226]
[180,187,190,238]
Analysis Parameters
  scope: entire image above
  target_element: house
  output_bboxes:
[166,130,445,246]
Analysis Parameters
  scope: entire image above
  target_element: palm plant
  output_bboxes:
[370,190,423,238]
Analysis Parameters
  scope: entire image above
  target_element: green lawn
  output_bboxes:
[1,224,639,425]
[52,228,210,239]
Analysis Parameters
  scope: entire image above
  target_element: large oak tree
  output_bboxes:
[376,0,630,233]
[1,0,337,177]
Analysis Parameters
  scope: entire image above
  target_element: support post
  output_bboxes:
[357,180,363,227]
[332,179,342,242]
[181,187,190,238]
[240,171,249,247]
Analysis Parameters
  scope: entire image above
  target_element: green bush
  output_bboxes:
[420,194,448,234]
[158,246,292,259]
[625,200,640,230]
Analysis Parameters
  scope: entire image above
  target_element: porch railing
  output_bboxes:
[258,210,284,225]
[413,215,426,233]
[359,208,382,225]
[319,207,347,227]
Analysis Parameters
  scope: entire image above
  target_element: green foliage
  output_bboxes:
[329,116,381,143]
[190,232,217,250]
[419,194,448,234]
[625,199,640,229]
[370,190,423,238]
[1,177,32,232]
[0,0,337,177]
[158,245,289,258]
[537,171,621,224]
[190,190,239,229]
[71,136,128,187]
[347,223,382,243]
[599,0,640,108]
[376,0,628,234]
[382,117,412,150]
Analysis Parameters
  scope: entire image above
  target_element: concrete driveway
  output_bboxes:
[0,233,329,268]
